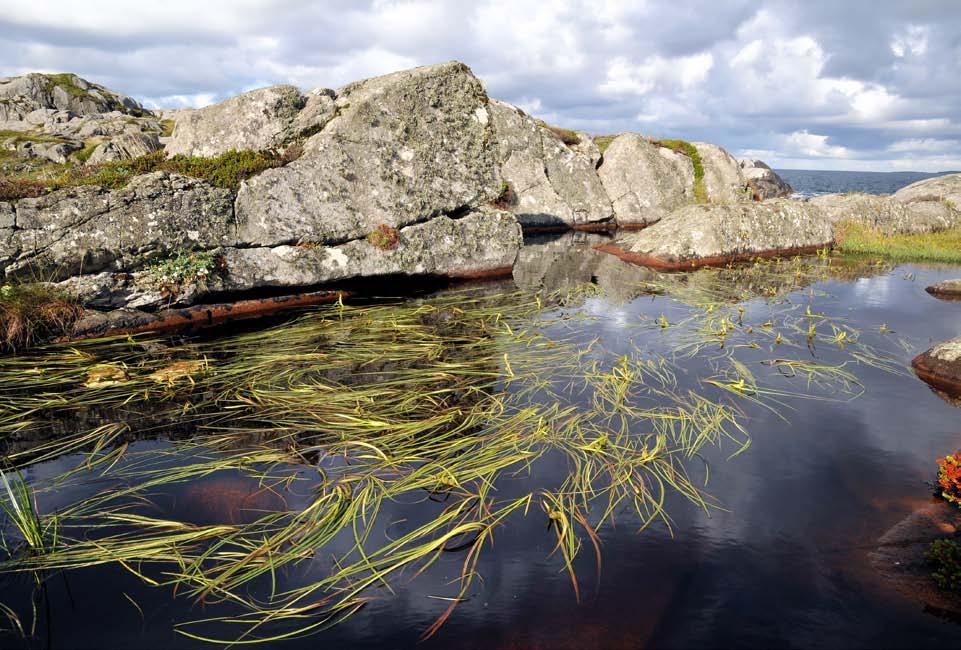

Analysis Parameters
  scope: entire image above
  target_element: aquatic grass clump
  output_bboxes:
[0,276,913,644]
[0,470,54,555]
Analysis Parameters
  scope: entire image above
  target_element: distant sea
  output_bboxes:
[774,169,959,198]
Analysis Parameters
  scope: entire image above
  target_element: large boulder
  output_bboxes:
[0,73,146,121]
[926,279,961,300]
[235,62,501,247]
[596,200,832,270]
[739,160,792,199]
[489,100,612,229]
[810,192,960,234]
[220,208,521,291]
[5,172,236,280]
[894,172,961,208]
[913,337,961,397]
[165,85,305,157]
[87,132,162,164]
[693,142,746,203]
[597,133,694,227]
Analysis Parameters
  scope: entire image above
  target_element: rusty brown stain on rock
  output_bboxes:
[592,242,826,272]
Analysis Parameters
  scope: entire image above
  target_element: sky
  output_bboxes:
[1,0,960,171]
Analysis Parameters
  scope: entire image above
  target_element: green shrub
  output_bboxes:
[159,119,176,137]
[927,539,961,591]
[73,141,99,164]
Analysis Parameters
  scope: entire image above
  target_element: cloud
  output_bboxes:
[0,0,959,171]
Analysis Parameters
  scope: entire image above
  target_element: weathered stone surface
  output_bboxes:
[894,172,961,208]
[810,192,961,234]
[15,139,81,164]
[88,132,161,164]
[221,208,521,291]
[926,279,961,300]
[693,142,746,203]
[739,159,792,199]
[570,133,602,167]
[6,172,236,279]
[165,85,304,158]
[0,73,146,121]
[597,200,832,269]
[236,62,501,246]
[489,101,611,229]
[286,88,337,140]
[913,337,961,397]
[597,133,694,227]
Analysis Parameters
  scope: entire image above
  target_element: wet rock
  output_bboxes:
[811,192,960,235]
[236,62,501,247]
[739,159,792,199]
[87,132,162,164]
[693,142,747,203]
[870,500,961,620]
[597,133,694,227]
[489,100,612,229]
[165,85,305,157]
[913,337,961,397]
[927,279,961,300]
[512,232,609,292]
[596,200,832,270]
[221,208,521,291]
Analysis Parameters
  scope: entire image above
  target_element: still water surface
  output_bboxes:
[2,244,961,649]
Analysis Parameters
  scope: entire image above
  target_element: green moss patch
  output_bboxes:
[835,221,961,264]
[651,138,707,203]
[1,149,290,200]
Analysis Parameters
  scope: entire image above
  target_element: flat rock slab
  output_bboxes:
[913,337,961,397]
[595,200,832,271]
[870,500,961,620]
[926,279,961,300]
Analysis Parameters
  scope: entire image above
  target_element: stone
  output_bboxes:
[739,159,793,199]
[894,172,961,208]
[6,172,236,280]
[913,337,961,397]
[220,208,521,291]
[810,192,960,234]
[488,100,612,229]
[0,73,146,120]
[596,200,832,270]
[235,62,501,247]
[87,132,162,164]
[926,279,961,300]
[597,133,694,227]
[164,85,304,158]
[286,87,337,140]
[693,142,747,203]
[15,140,81,164]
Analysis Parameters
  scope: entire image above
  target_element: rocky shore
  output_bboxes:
[2,60,961,388]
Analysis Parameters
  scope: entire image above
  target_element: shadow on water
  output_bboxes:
[1,244,961,648]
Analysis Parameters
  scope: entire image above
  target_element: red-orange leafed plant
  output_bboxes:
[937,452,961,505]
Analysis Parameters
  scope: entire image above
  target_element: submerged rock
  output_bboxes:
[489,100,612,229]
[913,337,961,397]
[927,279,961,300]
[739,159,792,199]
[596,200,832,270]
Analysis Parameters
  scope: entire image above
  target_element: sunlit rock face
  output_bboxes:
[488,99,613,229]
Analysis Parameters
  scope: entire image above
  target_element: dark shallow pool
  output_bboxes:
[2,246,961,649]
